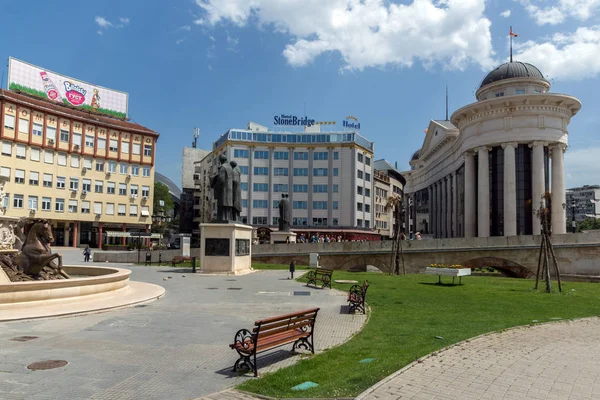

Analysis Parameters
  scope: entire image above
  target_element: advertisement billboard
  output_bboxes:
[7,57,128,119]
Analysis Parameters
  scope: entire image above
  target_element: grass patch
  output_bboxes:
[238,272,600,398]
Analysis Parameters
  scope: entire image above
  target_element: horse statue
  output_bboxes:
[14,219,69,279]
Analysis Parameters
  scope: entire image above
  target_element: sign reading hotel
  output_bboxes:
[343,115,360,129]
[7,57,129,119]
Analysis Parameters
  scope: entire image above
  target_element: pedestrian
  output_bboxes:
[83,245,91,262]
[289,260,296,280]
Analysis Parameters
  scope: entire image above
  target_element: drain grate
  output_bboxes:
[293,291,311,296]
[11,336,39,342]
[27,360,68,370]
[134,305,148,308]
[206,287,219,290]
[226,279,237,281]
[227,287,242,290]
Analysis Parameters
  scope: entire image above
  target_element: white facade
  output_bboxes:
[192,152,214,234]
[566,185,600,224]
[403,61,582,238]
[212,122,374,228]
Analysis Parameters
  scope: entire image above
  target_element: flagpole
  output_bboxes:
[510,26,513,62]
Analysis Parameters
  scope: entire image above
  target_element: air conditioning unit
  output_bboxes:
[82,167,87,172]
[106,172,111,176]
[130,194,136,200]
[95,213,101,217]
[142,196,148,201]
[74,144,80,150]
[29,208,36,213]
[71,188,77,192]
[47,139,55,145]
[82,190,87,195]
[127,174,131,179]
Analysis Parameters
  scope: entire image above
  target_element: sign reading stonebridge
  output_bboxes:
[273,114,315,127]
[7,57,129,119]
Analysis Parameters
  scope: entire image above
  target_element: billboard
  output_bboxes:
[7,57,128,119]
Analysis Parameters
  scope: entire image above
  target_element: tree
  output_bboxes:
[385,194,406,275]
[576,218,600,232]
[153,182,174,216]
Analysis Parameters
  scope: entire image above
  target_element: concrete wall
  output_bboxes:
[93,248,201,264]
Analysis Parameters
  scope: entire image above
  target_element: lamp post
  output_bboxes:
[571,200,577,233]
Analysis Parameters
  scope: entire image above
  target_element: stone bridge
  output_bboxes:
[252,232,600,278]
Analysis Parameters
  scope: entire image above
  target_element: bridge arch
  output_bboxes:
[338,256,390,273]
[461,257,533,278]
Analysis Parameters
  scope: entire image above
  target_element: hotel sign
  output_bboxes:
[343,115,360,130]
[273,114,316,127]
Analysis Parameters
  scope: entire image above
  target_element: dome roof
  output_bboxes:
[479,61,547,89]
[411,149,421,161]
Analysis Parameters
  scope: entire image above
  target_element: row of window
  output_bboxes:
[232,150,342,161]
[357,202,371,213]
[357,153,371,165]
[375,220,389,229]
[250,200,340,210]
[1,143,152,176]
[376,187,388,198]
[250,216,340,226]
[228,166,342,177]
[3,117,153,155]
[357,170,372,181]
[228,130,360,146]
[4,194,149,216]
[250,183,340,193]
[357,186,371,197]
[357,219,371,228]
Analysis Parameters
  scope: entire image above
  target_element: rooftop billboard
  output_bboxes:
[7,57,128,119]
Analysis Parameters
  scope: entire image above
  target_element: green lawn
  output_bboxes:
[237,272,600,398]
[133,262,301,270]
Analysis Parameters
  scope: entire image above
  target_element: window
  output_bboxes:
[293,217,308,226]
[495,91,504,97]
[29,171,39,186]
[121,141,130,154]
[94,202,102,215]
[274,151,288,160]
[365,156,371,166]
[314,152,328,160]
[313,168,328,176]
[132,143,141,155]
[13,194,23,208]
[120,164,128,174]
[333,184,338,193]
[365,172,371,182]
[534,88,542,93]
[273,200,280,209]
[357,219,363,227]
[130,184,139,196]
[72,133,82,147]
[131,165,139,176]
[333,168,339,176]
[119,183,127,195]
[333,151,339,160]
[252,199,268,208]
[365,188,371,197]
[129,204,138,216]
[333,201,339,209]
[18,118,29,134]
[83,158,92,169]
[0,167,9,178]
[273,184,288,192]
[70,155,80,168]
[357,170,363,179]
[313,185,327,193]
[2,193,8,209]
[16,144,26,159]
[96,161,104,172]
[293,184,308,192]
[365,220,370,228]
[274,168,288,176]
[253,167,268,175]
[234,149,249,158]
[293,168,308,176]
[118,204,126,216]
[60,129,69,142]
[97,138,106,150]
[69,178,79,191]
[357,186,363,195]
[68,199,78,213]
[357,202,363,211]
[242,199,248,208]
[81,201,90,214]
[107,182,116,194]
[312,217,327,226]
[28,196,38,210]
[106,203,114,215]
[32,123,43,136]
[358,153,364,163]
[253,183,268,192]
[365,204,371,213]
[1,141,11,156]
[254,150,269,159]
[15,169,25,184]
[144,145,152,156]
[55,198,65,212]
[293,201,307,209]
[142,167,151,177]
[57,152,67,166]
[30,148,40,162]
[333,218,339,226]
[41,197,51,211]
[109,139,118,152]
[294,152,308,160]
[4,115,15,130]
[313,201,327,209]
[141,206,150,216]
[252,216,268,225]
[241,182,248,191]
[85,135,94,148]
[142,186,150,197]
[108,162,117,173]
[56,176,66,189]
[82,179,91,192]
[239,166,249,174]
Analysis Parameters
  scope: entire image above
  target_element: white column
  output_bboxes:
[551,143,567,234]
[433,182,438,237]
[464,151,476,237]
[477,147,490,238]
[502,142,517,236]
[428,186,433,235]
[452,171,458,237]
[446,177,452,238]
[531,141,546,235]
[437,181,442,237]
[441,178,446,238]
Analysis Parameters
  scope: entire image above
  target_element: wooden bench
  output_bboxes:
[348,280,369,314]
[229,307,319,377]
[171,256,191,267]
[306,267,333,289]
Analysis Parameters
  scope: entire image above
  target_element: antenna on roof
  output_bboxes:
[445,85,449,121]
[395,161,398,169]
[192,127,200,148]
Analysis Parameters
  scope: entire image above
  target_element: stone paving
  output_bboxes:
[0,262,366,400]
[358,317,600,400]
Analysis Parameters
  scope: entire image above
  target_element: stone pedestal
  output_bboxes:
[200,223,253,275]
[270,231,297,244]
[0,215,20,283]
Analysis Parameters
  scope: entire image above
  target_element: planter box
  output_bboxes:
[424,267,472,277]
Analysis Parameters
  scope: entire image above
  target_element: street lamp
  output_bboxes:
[571,200,577,233]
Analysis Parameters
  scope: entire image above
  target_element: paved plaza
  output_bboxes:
[0,257,366,400]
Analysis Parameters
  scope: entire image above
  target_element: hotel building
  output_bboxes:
[0,89,159,248]
[403,61,581,238]
[210,121,375,232]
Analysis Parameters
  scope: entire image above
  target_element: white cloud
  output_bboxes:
[95,16,130,33]
[500,9,511,17]
[565,147,600,188]
[97,30,103,36]
[177,25,192,32]
[120,17,130,25]
[176,38,187,45]
[514,26,600,80]
[517,0,600,25]
[95,16,113,28]
[193,0,495,71]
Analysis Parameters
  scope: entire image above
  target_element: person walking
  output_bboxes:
[83,245,91,262]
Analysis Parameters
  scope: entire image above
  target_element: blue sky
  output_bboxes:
[2,0,600,189]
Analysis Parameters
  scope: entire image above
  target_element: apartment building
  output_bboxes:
[180,147,210,240]
[373,160,405,239]
[192,152,214,240]
[566,185,600,224]
[0,89,159,248]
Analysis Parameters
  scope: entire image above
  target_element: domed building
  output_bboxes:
[403,61,582,238]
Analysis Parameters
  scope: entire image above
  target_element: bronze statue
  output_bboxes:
[230,160,242,222]
[211,155,234,222]
[14,219,69,279]
[278,193,291,232]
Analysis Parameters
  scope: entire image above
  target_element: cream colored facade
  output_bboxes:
[374,165,404,238]
[0,89,158,247]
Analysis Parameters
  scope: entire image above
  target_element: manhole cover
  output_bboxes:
[226,279,237,281]
[11,336,39,342]
[293,291,311,296]
[206,288,219,290]
[227,288,242,290]
[134,305,148,308]
[27,360,68,370]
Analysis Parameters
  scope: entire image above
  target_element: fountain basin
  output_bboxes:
[0,266,164,321]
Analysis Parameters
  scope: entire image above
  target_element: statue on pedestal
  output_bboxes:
[230,161,242,223]
[210,155,234,223]
[278,193,291,232]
